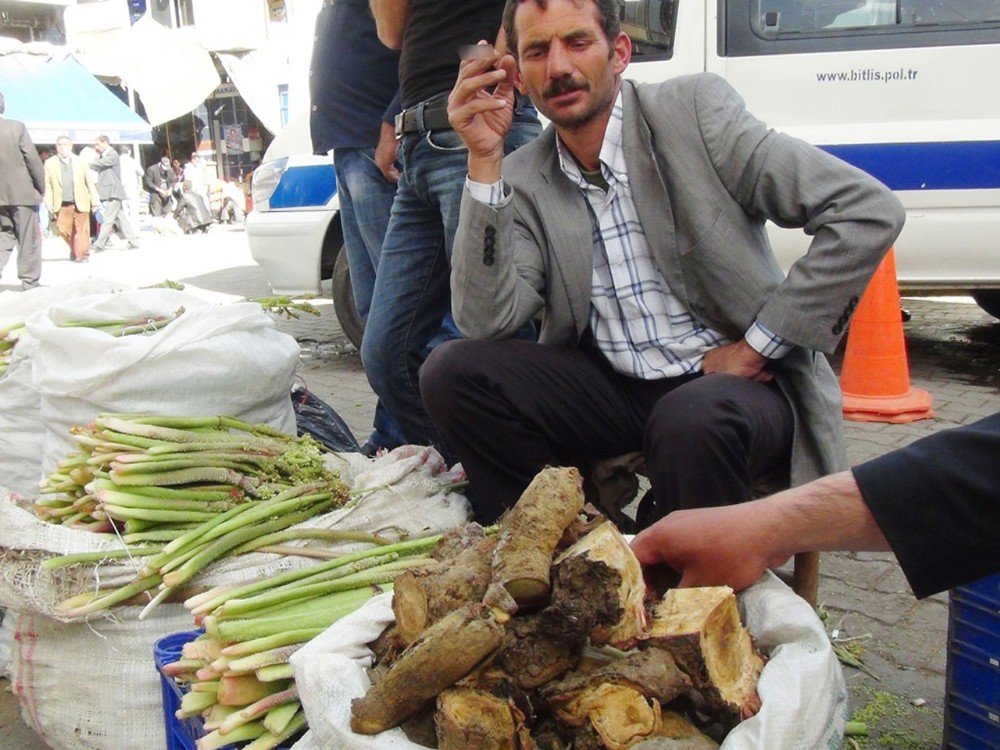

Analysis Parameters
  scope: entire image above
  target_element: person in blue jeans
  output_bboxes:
[366,0,543,450]
[310,0,404,454]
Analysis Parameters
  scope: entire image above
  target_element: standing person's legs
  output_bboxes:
[92,199,115,249]
[0,207,16,276]
[361,134,460,448]
[333,147,405,451]
[72,207,90,260]
[56,205,79,258]
[635,373,794,529]
[11,205,42,289]
[362,115,543,449]
[420,338,654,523]
[113,199,140,247]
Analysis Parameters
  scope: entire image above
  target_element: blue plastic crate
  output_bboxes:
[945,574,1000,750]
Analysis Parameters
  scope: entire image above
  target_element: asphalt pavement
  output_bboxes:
[2,222,998,748]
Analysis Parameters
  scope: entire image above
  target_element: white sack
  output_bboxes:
[8,605,191,750]
[289,572,847,750]
[26,288,299,478]
[0,279,128,499]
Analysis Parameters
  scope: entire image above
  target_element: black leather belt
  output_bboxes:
[395,92,534,138]
[394,95,451,138]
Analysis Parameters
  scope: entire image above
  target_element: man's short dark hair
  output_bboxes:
[95,135,110,145]
[502,0,621,59]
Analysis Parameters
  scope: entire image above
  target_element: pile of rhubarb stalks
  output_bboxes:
[37,414,354,619]
[32,412,453,748]
[163,534,442,750]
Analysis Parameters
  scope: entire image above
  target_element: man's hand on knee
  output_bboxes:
[629,503,787,593]
[702,340,772,382]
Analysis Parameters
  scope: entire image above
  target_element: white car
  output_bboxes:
[246,115,363,346]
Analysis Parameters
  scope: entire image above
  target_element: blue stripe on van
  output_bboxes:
[819,141,1000,191]
[269,164,337,209]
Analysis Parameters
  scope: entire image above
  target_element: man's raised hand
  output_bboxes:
[448,41,517,183]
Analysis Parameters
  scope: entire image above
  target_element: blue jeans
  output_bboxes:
[333,146,405,450]
[361,110,542,449]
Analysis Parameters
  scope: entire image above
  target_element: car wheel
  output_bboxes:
[971,289,1000,320]
[332,248,365,349]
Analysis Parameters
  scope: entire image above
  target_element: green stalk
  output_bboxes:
[198,721,266,750]
[42,546,162,570]
[262,702,301,736]
[91,429,163,450]
[216,586,386,642]
[96,489,238,512]
[219,629,325,658]
[110,457,263,474]
[122,528,195,544]
[160,496,334,589]
[102,504,221,523]
[187,535,439,617]
[177,689,216,717]
[255,663,294,682]
[229,528,390,556]
[216,556,412,619]
[108,466,261,492]
[91,479,239,502]
[219,686,298,735]
[227,645,302,674]
[56,575,162,618]
[245,711,306,750]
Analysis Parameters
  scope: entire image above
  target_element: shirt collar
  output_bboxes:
[555,89,626,187]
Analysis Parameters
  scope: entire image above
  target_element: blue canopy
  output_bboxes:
[0,52,152,144]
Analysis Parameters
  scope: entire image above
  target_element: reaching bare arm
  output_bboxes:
[370,0,408,49]
[630,471,890,592]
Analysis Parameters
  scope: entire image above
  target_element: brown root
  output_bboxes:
[644,587,764,725]
[435,687,535,750]
[553,520,647,648]
[350,603,506,735]
[490,466,585,608]
[392,534,498,644]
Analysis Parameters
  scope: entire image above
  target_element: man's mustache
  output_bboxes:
[543,76,589,99]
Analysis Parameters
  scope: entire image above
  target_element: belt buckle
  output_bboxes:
[394,112,405,140]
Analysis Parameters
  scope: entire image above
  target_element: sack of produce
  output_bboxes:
[288,467,847,750]
[7,605,191,750]
[0,280,127,499]
[26,288,299,479]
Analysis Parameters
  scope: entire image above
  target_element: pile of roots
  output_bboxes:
[350,467,765,750]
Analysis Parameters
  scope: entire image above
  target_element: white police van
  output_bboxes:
[248,0,1000,327]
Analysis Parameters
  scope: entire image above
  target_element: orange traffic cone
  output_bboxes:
[839,248,934,423]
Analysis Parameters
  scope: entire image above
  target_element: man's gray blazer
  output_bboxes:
[90,148,127,201]
[451,73,905,486]
[0,117,45,206]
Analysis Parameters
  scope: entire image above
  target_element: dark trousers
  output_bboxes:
[0,204,42,289]
[420,338,794,527]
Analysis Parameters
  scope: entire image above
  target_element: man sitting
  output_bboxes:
[419,0,905,527]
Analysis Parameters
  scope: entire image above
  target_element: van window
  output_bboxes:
[725,0,1000,55]
[621,0,679,61]
[756,1,1000,35]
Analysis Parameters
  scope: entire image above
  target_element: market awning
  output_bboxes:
[0,46,152,144]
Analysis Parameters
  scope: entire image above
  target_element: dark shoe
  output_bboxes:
[359,440,381,458]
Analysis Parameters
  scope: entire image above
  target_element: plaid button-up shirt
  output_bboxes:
[468,91,791,379]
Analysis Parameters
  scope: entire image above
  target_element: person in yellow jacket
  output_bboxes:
[44,135,98,262]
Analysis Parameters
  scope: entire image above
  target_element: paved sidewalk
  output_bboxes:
[2,226,998,748]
